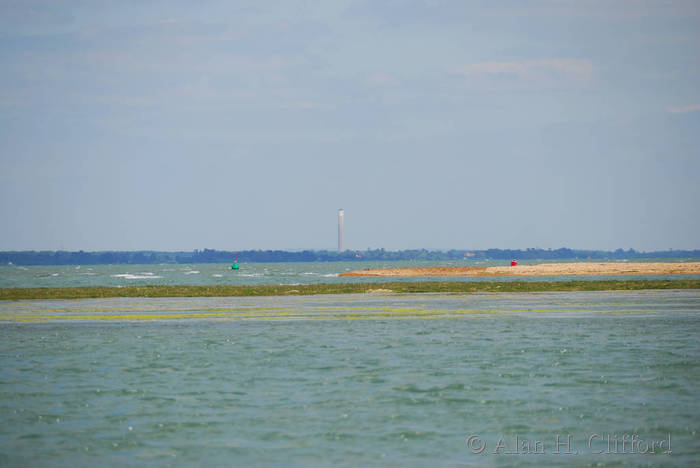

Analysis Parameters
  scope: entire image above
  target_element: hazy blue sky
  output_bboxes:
[1,0,699,252]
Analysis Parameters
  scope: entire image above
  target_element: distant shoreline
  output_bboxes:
[3,249,699,266]
[340,262,700,277]
[1,280,699,300]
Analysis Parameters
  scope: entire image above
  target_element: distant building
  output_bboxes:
[338,209,344,252]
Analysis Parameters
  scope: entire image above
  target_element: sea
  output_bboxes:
[1,261,699,466]
[2,259,700,289]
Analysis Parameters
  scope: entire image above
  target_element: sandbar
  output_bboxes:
[339,262,700,277]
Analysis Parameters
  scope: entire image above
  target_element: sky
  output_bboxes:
[1,0,699,252]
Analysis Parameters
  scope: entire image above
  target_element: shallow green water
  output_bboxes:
[1,290,699,466]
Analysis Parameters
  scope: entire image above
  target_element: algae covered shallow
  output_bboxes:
[1,279,699,300]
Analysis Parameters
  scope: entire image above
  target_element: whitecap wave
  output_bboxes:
[321,273,339,277]
[212,274,223,278]
[184,270,200,275]
[111,273,163,280]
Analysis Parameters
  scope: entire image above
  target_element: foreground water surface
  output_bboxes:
[1,290,699,466]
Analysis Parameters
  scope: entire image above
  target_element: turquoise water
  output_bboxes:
[1,290,699,466]
[2,259,700,288]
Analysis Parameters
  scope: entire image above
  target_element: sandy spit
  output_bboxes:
[339,262,700,277]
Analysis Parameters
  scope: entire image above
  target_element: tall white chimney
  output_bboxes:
[338,209,344,252]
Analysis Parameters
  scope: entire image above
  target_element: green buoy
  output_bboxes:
[231,262,239,270]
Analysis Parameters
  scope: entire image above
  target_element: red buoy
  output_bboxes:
[511,260,518,266]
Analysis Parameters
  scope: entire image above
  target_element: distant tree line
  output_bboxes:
[1,248,698,266]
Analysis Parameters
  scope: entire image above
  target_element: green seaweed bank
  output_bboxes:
[1,280,698,300]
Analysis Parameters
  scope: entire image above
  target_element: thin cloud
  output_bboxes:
[366,72,398,86]
[281,100,336,110]
[666,104,700,114]
[455,59,593,90]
